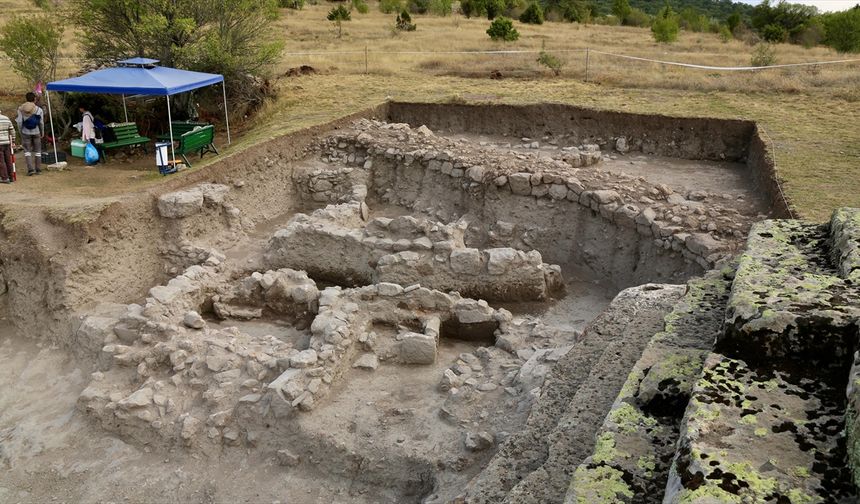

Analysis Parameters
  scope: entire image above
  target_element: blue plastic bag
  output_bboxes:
[84,141,99,164]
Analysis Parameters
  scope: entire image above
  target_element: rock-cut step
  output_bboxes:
[664,352,857,503]
[565,267,734,504]
[720,218,860,369]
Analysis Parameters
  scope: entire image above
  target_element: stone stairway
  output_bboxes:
[566,208,860,504]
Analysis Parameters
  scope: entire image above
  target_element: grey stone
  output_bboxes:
[400,332,436,364]
[183,311,205,329]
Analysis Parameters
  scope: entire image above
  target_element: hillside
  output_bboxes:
[591,0,754,19]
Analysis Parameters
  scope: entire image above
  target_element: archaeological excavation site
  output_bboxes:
[1,102,859,504]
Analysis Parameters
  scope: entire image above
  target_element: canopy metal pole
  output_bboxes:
[222,80,231,145]
[122,94,129,122]
[166,96,176,167]
[46,89,59,166]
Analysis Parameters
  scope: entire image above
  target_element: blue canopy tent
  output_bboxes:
[45,58,231,167]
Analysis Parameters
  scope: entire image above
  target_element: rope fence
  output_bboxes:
[274,47,860,76]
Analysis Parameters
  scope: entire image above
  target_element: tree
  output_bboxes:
[380,0,403,13]
[67,0,283,111]
[651,4,679,43]
[537,50,564,75]
[611,0,631,23]
[519,2,544,24]
[822,6,860,53]
[0,15,63,87]
[726,11,742,32]
[487,16,519,41]
[327,4,351,37]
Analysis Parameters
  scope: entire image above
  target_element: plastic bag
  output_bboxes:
[84,141,99,165]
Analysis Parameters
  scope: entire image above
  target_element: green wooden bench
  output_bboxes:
[101,123,150,157]
[175,125,218,167]
[156,121,210,142]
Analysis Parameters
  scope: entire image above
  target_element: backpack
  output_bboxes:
[23,112,40,130]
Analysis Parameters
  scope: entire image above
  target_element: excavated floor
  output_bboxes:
[0,114,779,503]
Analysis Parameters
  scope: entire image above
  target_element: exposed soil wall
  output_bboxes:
[747,125,793,218]
[387,102,755,161]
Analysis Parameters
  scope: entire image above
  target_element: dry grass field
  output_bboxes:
[1,1,859,220]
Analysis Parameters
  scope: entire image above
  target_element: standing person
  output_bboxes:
[15,92,43,176]
[80,105,103,165]
[0,109,16,184]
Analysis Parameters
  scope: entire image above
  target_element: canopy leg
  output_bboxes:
[122,94,129,123]
[46,90,59,166]
[222,81,231,145]
[167,96,176,169]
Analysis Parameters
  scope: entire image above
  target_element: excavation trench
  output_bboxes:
[0,102,776,503]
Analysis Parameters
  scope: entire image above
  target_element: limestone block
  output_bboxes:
[509,173,532,195]
[399,332,437,364]
[450,248,483,275]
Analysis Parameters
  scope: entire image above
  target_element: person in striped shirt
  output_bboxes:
[0,110,16,184]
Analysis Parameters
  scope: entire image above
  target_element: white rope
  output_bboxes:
[588,50,860,71]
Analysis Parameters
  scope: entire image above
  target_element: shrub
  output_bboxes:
[718,24,732,42]
[537,50,564,75]
[822,7,860,53]
[761,23,787,42]
[625,8,650,27]
[726,11,741,33]
[408,0,430,14]
[352,0,369,13]
[380,0,403,13]
[750,42,776,66]
[327,4,351,37]
[651,5,679,43]
[279,0,305,8]
[429,0,452,15]
[487,16,519,41]
[396,9,417,30]
[594,14,621,25]
[519,2,543,24]
[611,0,630,23]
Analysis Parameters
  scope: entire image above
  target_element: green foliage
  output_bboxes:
[408,0,430,14]
[68,0,282,112]
[625,7,650,27]
[396,9,417,29]
[461,0,518,19]
[327,4,351,37]
[429,0,453,15]
[537,50,564,75]
[750,42,777,66]
[519,2,544,24]
[761,23,787,42]
[486,16,519,41]
[822,6,860,53]
[0,14,63,86]
[651,4,680,43]
[751,0,817,43]
[589,0,752,24]
[279,0,305,8]
[611,0,631,22]
[679,6,708,32]
[718,24,733,42]
[380,0,404,13]
[353,0,370,13]
[726,11,742,32]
